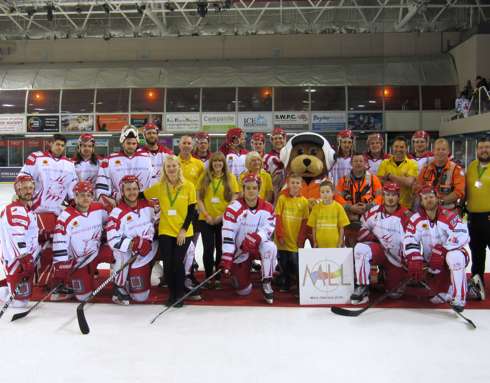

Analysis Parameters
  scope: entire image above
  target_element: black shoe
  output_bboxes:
[174,301,184,308]
[51,284,74,301]
[467,274,486,301]
[184,277,202,301]
[350,285,369,305]
[279,282,290,293]
[112,286,130,305]
[165,298,175,307]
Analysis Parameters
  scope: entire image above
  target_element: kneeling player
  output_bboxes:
[403,187,484,312]
[107,175,157,305]
[350,183,412,304]
[51,181,112,301]
[220,175,277,304]
[0,176,39,308]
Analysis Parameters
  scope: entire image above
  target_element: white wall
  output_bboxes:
[439,112,490,136]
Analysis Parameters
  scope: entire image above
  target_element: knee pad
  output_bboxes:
[70,266,93,296]
[128,263,151,294]
[231,259,252,294]
[259,241,278,259]
[130,290,150,302]
[354,243,371,261]
[446,250,466,271]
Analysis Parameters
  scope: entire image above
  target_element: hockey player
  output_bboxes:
[0,175,39,308]
[250,132,266,157]
[51,181,112,301]
[350,183,412,304]
[330,130,354,186]
[192,131,212,163]
[264,128,287,200]
[139,122,172,185]
[364,133,388,174]
[220,174,277,304]
[95,125,154,207]
[106,175,157,305]
[409,130,433,170]
[403,187,484,312]
[219,127,248,179]
[73,133,100,186]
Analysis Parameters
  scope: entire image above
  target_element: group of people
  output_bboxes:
[0,122,489,312]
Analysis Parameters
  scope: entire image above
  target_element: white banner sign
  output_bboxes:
[273,111,309,130]
[202,112,236,133]
[0,114,25,133]
[311,112,346,132]
[298,248,354,305]
[238,112,273,132]
[165,113,200,132]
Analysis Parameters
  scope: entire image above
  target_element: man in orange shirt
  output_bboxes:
[416,138,465,214]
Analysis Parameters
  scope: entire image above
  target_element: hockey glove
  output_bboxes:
[407,253,424,282]
[52,259,74,283]
[219,255,233,276]
[131,236,152,256]
[241,233,261,255]
[429,244,446,272]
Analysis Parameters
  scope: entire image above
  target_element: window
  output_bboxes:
[27,90,60,114]
[95,88,130,113]
[274,87,309,111]
[238,87,272,111]
[131,88,164,113]
[166,88,200,112]
[9,139,23,166]
[0,90,26,114]
[348,86,383,111]
[25,138,47,159]
[0,139,7,166]
[61,89,95,114]
[311,87,345,111]
[422,86,457,110]
[384,86,420,110]
[202,88,236,112]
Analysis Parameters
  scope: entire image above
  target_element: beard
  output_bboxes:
[477,153,490,163]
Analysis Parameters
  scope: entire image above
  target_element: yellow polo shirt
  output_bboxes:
[377,156,418,209]
[466,159,490,213]
[275,193,309,252]
[179,155,205,185]
[143,179,196,237]
[307,201,350,248]
[198,173,240,220]
[239,169,273,200]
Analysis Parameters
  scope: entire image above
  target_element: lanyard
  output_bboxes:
[211,178,223,196]
[477,162,488,180]
[166,184,181,207]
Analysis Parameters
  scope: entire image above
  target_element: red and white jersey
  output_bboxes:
[52,203,108,267]
[138,145,171,186]
[358,204,412,267]
[74,159,100,185]
[410,151,434,171]
[0,202,40,268]
[330,156,352,186]
[95,151,154,200]
[264,149,285,177]
[226,152,247,179]
[106,200,157,268]
[222,198,275,260]
[365,153,389,175]
[19,151,77,215]
[404,208,469,262]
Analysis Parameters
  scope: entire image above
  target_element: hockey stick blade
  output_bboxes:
[331,305,370,317]
[11,282,63,322]
[76,304,90,335]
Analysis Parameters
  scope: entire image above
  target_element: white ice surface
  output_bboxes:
[1,183,489,383]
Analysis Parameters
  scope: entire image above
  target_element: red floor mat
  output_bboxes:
[30,271,490,309]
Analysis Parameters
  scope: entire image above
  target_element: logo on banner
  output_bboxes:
[302,259,350,293]
[242,115,268,129]
[274,113,308,123]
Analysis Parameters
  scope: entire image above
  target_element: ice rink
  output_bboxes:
[1,183,489,383]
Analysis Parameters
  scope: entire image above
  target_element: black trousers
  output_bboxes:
[468,212,490,282]
[278,250,298,286]
[159,235,192,301]
[198,220,223,279]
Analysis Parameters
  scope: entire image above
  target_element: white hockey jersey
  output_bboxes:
[95,151,154,200]
[52,203,108,268]
[365,153,388,175]
[226,152,247,179]
[138,145,171,186]
[222,198,275,262]
[19,151,77,215]
[0,202,40,270]
[358,204,412,267]
[410,152,434,171]
[106,199,157,268]
[74,158,100,185]
[330,156,352,186]
[404,208,469,262]
[264,149,286,195]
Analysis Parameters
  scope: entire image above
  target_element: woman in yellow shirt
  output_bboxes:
[307,181,350,248]
[197,152,239,288]
[143,155,196,307]
[239,151,274,202]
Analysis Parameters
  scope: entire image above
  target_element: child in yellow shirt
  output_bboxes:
[307,180,350,248]
[275,174,309,292]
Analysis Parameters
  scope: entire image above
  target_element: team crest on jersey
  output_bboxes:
[115,160,121,166]
[127,216,132,221]
[72,221,79,227]
[43,160,49,165]
[422,223,429,230]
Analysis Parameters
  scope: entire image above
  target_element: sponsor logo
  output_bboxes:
[302,259,350,293]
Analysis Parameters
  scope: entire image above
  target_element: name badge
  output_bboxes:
[475,180,483,189]
[211,197,220,204]
[167,209,177,216]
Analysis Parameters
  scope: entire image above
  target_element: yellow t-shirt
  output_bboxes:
[466,160,490,213]
[239,169,273,200]
[198,173,240,220]
[274,193,309,252]
[143,179,197,237]
[307,201,350,248]
[377,156,418,209]
[179,155,205,185]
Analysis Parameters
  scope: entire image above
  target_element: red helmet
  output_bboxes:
[412,131,430,141]
[383,182,400,195]
[14,175,34,192]
[251,132,265,142]
[143,122,159,132]
[271,127,286,137]
[337,129,354,140]
[367,133,383,144]
[119,175,141,192]
[241,174,261,189]
[226,128,243,144]
[73,181,94,194]
[78,133,95,145]
[418,185,436,197]
[194,131,209,141]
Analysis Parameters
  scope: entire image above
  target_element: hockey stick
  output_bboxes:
[0,280,26,319]
[418,280,476,329]
[77,253,138,335]
[150,269,222,324]
[11,252,97,322]
[331,278,413,317]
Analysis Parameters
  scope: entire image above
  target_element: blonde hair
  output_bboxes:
[198,152,234,202]
[161,155,185,187]
[245,151,263,172]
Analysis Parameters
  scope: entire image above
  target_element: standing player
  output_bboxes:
[219,127,248,179]
[264,128,287,200]
[220,175,277,304]
[139,122,172,185]
[350,183,412,304]
[330,130,354,186]
[73,133,100,186]
[250,133,266,157]
[95,125,154,207]
[106,176,157,305]
[365,133,387,174]
[51,181,112,301]
[410,130,433,170]
[0,176,39,308]
[192,132,212,163]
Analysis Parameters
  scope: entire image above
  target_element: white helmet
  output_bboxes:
[119,125,139,144]
[280,132,336,171]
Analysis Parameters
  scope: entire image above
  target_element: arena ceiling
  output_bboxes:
[0,0,489,40]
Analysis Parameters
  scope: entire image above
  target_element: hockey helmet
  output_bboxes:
[73,181,94,195]
[78,133,95,146]
[143,122,159,133]
[241,173,261,189]
[14,175,35,193]
[383,182,400,195]
[251,132,265,142]
[119,125,139,144]
[337,129,355,140]
[412,131,430,141]
[194,131,209,141]
[119,175,141,192]
[226,128,244,144]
